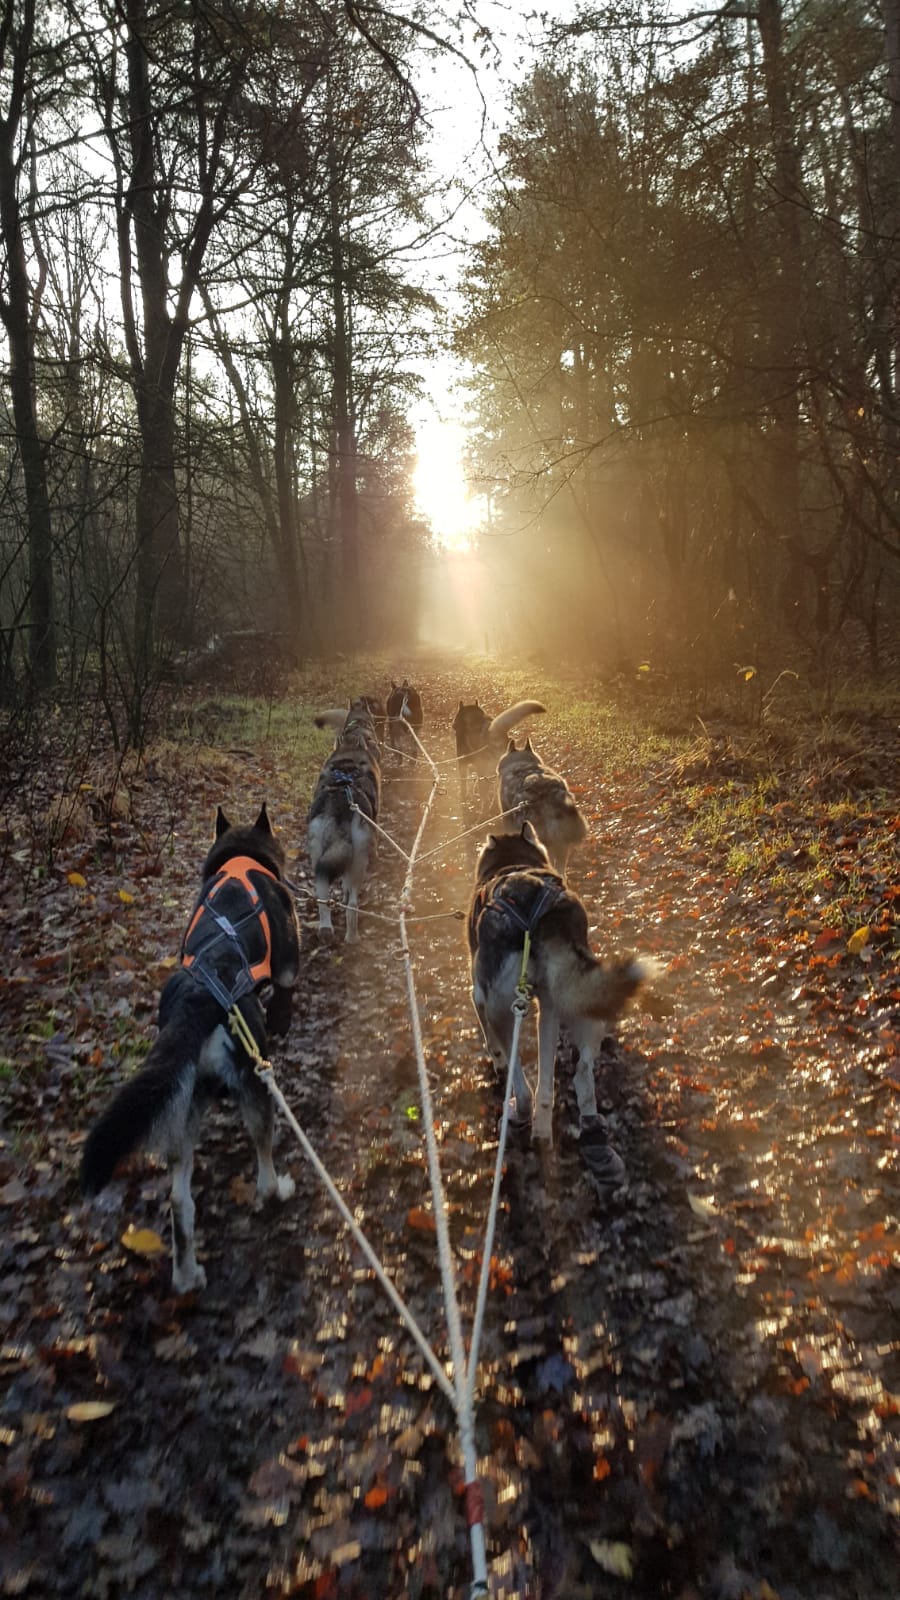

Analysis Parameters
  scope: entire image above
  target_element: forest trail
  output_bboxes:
[1,659,898,1599]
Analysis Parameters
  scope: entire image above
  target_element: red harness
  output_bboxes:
[182,856,275,1004]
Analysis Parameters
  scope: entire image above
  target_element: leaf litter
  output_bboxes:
[0,661,898,1597]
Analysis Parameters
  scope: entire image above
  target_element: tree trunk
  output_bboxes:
[0,0,55,690]
[327,112,360,645]
[881,0,900,400]
[756,0,806,623]
[124,0,185,675]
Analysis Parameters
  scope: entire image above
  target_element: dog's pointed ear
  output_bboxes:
[521,820,538,843]
[486,833,497,847]
[525,738,535,753]
[254,802,273,834]
[457,700,464,710]
[391,680,397,689]
[215,805,231,837]
[506,737,516,752]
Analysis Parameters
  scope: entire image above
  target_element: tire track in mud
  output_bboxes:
[3,668,898,1599]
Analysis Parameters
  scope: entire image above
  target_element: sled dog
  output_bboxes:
[497,737,588,875]
[308,700,381,940]
[314,696,382,763]
[467,823,653,1178]
[386,679,424,763]
[453,697,546,798]
[81,805,301,1293]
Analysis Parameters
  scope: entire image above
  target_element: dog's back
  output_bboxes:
[467,826,650,1149]
[497,740,587,873]
[469,830,644,1030]
[308,720,381,942]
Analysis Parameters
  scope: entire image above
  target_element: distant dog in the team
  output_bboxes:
[314,697,382,763]
[453,698,545,799]
[385,679,424,764]
[497,737,588,875]
[467,823,654,1179]
[81,805,301,1293]
[308,700,381,941]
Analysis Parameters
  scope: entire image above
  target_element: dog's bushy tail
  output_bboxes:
[547,947,658,1021]
[80,993,214,1195]
[314,708,349,732]
[487,700,546,740]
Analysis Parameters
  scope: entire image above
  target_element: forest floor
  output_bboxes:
[1,653,899,1600]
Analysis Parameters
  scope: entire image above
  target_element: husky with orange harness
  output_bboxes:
[81,804,300,1292]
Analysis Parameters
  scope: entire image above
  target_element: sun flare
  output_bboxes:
[413,417,481,552]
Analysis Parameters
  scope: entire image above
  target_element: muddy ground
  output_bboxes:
[1,661,898,1598]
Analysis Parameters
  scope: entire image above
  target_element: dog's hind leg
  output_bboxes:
[240,1072,295,1203]
[569,1029,599,1122]
[533,1002,560,1144]
[344,880,360,943]
[170,1143,206,1294]
[568,1020,626,1185]
[344,820,371,943]
[314,874,334,932]
[266,982,293,1038]
[474,980,533,1126]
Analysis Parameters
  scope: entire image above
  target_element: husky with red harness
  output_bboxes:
[467,823,657,1184]
[81,804,301,1292]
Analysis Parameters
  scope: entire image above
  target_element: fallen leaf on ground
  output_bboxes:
[121,1225,166,1256]
[66,1401,117,1422]
[588,1539,634,1578]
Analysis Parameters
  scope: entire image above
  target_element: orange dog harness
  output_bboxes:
[182,855,276,1009]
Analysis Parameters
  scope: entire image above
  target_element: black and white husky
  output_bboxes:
[467,824,655,1179]
[81,805,301,1293]
[497,737,588,876]
[453,698,545,799]
[308,699,381,941]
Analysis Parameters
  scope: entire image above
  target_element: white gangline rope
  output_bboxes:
[464,999,528,1414]
[414,802,524,865]
[395,721,490,1594]
[257,1068,455,1404]
[270,716,530,1598]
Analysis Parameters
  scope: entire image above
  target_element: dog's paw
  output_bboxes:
[506,1095,532,1129]
[579,1116,627,1188]
[274,1173,295,1202]
[532,1116,553,1146]
[172,1261,207,1294]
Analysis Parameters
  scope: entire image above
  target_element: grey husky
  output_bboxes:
[81,805,301,1293]
[497,737,588,875]
[467,824,654,1179]
[453,698,546,799]
[308,699,381,941]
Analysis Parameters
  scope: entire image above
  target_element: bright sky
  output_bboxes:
[408,2,538,550]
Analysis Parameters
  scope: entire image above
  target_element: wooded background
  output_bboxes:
[2,1,899,736]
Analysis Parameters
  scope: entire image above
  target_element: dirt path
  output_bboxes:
[1,664,898,1598]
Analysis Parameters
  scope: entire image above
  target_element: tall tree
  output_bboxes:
[0,0,56,689]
